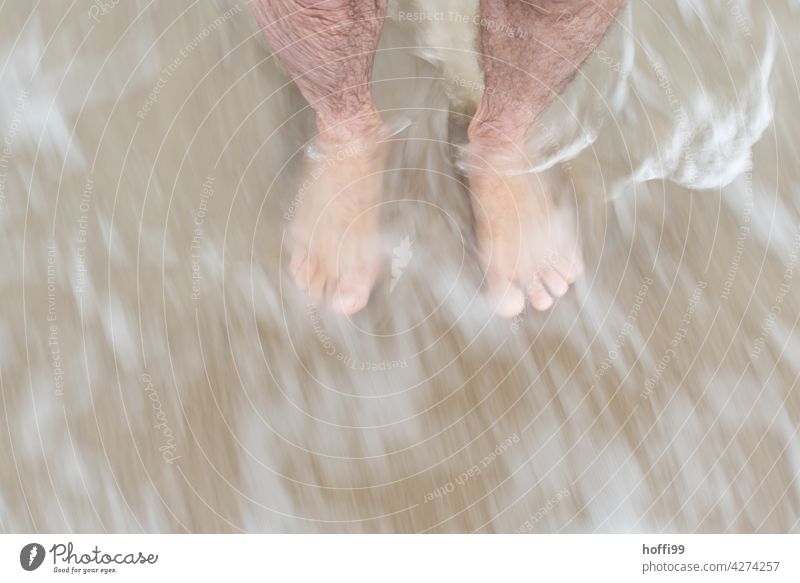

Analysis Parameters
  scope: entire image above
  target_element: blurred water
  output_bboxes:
[0,0,798,532]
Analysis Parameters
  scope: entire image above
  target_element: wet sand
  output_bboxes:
[0,0,798,532]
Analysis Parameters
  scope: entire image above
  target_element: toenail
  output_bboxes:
[493,286,525,318]
[532,296,554,311]
[550,279,568,296]
[497,297,524,318]
[334,293,363,314]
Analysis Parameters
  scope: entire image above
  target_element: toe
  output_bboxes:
[331,247,379,315]
[306,262,327,304]
[487,278,526,318]
[290,245,307,276]
[332,280,372,315]
[554,256,583,284]
[290,241,326,303]
[541,268,569,298]
[291,252,317,292]
[527,276,554,311]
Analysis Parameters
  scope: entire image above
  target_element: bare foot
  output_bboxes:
[288,129,387,315]
[467,150,583,318]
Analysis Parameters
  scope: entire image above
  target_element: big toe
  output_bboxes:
[332,274,375,315]
[487,278,526,318]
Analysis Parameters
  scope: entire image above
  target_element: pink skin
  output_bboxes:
[467,0,623,317]
[252,0,623,316]
[252,0,389,315]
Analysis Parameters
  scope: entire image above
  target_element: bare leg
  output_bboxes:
[468,0,623,317]
[252,0,388,314]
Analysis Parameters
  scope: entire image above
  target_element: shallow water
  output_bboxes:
[0,0,798,532]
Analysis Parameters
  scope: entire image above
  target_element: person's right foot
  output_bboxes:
[288,129,388,315]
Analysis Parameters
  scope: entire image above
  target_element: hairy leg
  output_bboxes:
[471,0,624,147]
[252,0,388,314]
[467,0,623,316]
[252,0,387,140]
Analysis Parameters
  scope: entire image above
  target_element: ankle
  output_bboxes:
[316,106,384,145]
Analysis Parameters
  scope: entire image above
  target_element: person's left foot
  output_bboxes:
[467,151,584,318]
